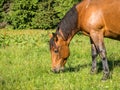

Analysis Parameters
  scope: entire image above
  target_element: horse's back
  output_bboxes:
[100,0,120,37]
[81,0,120,40]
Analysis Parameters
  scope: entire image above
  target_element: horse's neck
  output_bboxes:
[67,29,79,44]
[66,2,86,42]
[75,0,89,32]
[57,28,78,44]
[60,1,89,44]
[67,2,87,44]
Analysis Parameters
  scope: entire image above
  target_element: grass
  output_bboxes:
[0,30,120,90]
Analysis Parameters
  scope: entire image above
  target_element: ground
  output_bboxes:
[0,30,120,90]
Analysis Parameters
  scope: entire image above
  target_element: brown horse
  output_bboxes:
[49,0,120,80]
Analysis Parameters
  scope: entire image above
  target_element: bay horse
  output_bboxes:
[49,0,120,80]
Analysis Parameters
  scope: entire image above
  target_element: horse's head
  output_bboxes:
[49,33,70,73]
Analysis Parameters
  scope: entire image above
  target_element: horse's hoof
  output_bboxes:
[101,73,110,81]
[90,68,97,75]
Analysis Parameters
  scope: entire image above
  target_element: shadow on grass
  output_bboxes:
[97,59,120,73]
[65,57,120,73]
[65,63,91,73]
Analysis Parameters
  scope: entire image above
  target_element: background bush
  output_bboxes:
[0,0,81,29]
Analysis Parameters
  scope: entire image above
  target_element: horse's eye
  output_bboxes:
[54,49,58,53]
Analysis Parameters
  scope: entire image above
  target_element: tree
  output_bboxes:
[7,0,38,29]
[0,0,81,29]
[54,0,78,19]
[31,0,59,29]
[0,0,11,28]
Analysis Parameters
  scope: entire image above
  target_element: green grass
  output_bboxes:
[0,30,120,90]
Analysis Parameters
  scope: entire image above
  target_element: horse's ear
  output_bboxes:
[49,33,58,41]
[49,34,53,38]
[52,33,58,42]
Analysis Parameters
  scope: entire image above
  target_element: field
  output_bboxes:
[0,30,120,90]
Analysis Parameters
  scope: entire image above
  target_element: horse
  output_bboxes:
[49,0,120,80]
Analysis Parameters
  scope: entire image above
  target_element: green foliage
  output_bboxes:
[0,0,5,22]
[0,0,12,28]
[54,0,79,19]
[0,0,81,29]
[7,0,38,29]
[31,0,59,29]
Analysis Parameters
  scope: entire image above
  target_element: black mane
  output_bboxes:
[57,4,78,40]
[49,4,78,50]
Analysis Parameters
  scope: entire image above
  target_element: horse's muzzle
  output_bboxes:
[51,68,60,73]
[51,67,65,73]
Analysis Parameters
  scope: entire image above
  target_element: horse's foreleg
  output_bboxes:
[90,30,110,80]
[99,46,110,80]
[90,38,98,74]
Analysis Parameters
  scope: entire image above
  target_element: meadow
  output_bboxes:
[0,30,120,90]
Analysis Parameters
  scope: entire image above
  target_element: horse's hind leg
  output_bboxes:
[90,30,110,80]
[90,38,98,74]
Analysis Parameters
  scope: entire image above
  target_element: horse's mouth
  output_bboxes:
[51,67,65,73]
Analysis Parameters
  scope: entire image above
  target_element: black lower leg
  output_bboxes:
[90,39,98,74]
[100,50,110,80]
[91,54,97,74]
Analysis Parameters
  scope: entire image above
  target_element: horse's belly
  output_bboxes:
[105,30,120,40]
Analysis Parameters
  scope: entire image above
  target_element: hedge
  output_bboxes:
[0,0,81,29]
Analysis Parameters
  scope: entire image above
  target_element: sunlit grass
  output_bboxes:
[0,30,120,89]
